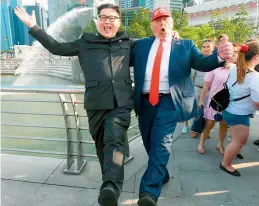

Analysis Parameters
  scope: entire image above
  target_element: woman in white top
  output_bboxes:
[220,41,259,176]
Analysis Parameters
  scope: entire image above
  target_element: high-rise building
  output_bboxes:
[121,7,148,28]
[125,0,134,8]
[70,0,93,7]
[185,0,202,7]
[1,0,23,51]
[132,0,146,7]
[170,0,183,10]
[14,3,49,46]
[144,0,183,11]
[48,0,57,24]
[119,0,126,8]
[68,0,93,33]
[114,0,120,5]
[48,0,71,24]
[1,0,13,51]
[48,0,94,24]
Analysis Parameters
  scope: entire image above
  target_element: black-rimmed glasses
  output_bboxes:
[98,15,120,22]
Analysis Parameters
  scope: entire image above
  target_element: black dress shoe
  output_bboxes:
[162,173,170,185]
[220,163,241,177]
[98,184,118,206]
[236,153,244,159]
[254,139,259,146]
[138,192,157,206]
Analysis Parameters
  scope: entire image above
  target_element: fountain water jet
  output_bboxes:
[13,7,94,86]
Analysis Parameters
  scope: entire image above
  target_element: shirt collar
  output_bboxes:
[155,35,172,43]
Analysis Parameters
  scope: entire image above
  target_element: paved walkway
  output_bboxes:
[1,118,259,206]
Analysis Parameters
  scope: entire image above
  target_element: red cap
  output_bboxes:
[152,7,171,21]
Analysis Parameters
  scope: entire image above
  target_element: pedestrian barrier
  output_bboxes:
[1,86,140,174]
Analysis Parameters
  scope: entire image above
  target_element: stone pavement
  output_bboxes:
[1,118,259,206]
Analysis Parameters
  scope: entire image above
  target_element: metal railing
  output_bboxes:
[1,85,141,174]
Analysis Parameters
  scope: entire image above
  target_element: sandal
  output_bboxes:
[216,146,224,155]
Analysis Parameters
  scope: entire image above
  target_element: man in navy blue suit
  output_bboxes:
[130,7,234,206]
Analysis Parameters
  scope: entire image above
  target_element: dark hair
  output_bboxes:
[237,41,259,83]
[218,34,229,41]
[255,64,259,72]
[202,39,212,44]
[97,3,121,16]
[202,39,214,46]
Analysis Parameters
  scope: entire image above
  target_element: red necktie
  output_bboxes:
[149,39,164,106]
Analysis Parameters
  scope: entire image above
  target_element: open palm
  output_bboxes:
[14,6,36,28]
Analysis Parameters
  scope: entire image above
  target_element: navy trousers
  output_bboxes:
[138,95,177,200]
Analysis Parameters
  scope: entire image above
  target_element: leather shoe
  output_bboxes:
[236,153,244,159]
[220,163,241,177]
[162,173,170,185]
[254,139,259,146]
[138,192,157,206]
[98,184,118,206]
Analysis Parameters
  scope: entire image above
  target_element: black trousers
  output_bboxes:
[86,107,131,195]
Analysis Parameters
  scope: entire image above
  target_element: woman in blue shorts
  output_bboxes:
[221,41,259,176]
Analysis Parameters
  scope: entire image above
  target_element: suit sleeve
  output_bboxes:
[29,25,80,56]
[190,40,225,72]
[129,38,137,67]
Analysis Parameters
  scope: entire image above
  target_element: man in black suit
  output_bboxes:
[15,4,133,206]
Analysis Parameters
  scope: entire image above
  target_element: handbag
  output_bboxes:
[210,73,250,112]
[191,106,206,134]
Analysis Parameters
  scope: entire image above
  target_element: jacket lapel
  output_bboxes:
[140,37,155,85]
[168,39,181,72]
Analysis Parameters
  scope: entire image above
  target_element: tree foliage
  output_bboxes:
[127,8,152,38]
[171,10,188,30]
[83,20,97,33]
[80,6,254,47]
[209,5,253,44]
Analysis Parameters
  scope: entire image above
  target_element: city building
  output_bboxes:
[184,0,202,7]
[48,0,57,24]
[19,3,49,45]
[132,0,145,7]
[185,0,259,31]
[1,0,22,51]
[125,0,134,8]
[48,0,71,24]
[70,0,93,8]
[68,0,93,33]
[121,7,147,28]
[119,0,126,8]
[114,0,120,5]
[144,0,183,11]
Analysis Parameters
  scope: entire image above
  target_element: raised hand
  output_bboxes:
[14,6,36,28]
[218,42,234,60]
[172,30,180,39]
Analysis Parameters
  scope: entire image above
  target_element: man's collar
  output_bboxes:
[155,35,172,43]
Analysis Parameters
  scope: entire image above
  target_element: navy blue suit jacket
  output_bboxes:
[130,37,224,122]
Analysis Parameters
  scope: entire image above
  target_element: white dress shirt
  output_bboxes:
[142,35,172,93]
[142,36,224,93]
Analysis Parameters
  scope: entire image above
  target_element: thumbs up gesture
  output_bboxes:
[14,6,37,28]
